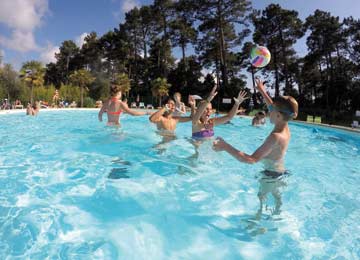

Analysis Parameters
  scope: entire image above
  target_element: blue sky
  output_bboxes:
[0,0,359,70]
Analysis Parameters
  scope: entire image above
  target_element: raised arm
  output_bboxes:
[213,134,277,164]
[255,78,273,106]
[121,102,148,116]
[213,90,248,126]
[192,86,217,123]
[188,95,196,118]
[98,101,108,122]
[149,107,166,123]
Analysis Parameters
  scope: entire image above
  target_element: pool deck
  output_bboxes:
[1,108,360,134]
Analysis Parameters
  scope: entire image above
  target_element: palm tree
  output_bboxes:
[112,73,131,96]
[20,61,45,103]
[69,69,95,107]
[151,77,171,107]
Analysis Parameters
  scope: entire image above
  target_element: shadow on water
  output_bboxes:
[188,173,290,242]
[108,157,132,179]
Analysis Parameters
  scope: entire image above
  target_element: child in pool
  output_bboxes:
[98,84,149,126]
[192,86,248,139]
[213,78,298,175]
[252,111,266,126]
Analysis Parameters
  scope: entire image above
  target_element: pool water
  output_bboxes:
[0,110,359,259]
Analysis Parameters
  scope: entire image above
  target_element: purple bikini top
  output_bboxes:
[192,129,215,139]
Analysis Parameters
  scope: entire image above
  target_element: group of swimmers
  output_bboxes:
[98,78,299,176]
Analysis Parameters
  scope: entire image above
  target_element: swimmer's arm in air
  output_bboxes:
[179,102,186,114]
[173,116,192,123]
[192,86,218,124]
[213,90,248,126]
[149,107,166,123]
[121,102,147,116]
[188,95,196,119]
[213,134,278,164]
[255,78,273,106]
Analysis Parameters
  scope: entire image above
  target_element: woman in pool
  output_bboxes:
[172,92,186,117]
[26,101,40,116]
[98,84,149,126]
[192,86,248,139]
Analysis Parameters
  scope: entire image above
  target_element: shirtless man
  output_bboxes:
[149,97,194,134]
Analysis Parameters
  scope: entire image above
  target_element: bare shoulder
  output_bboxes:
[270,132,289,145]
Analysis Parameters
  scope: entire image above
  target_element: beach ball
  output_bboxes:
[250,46,271,68]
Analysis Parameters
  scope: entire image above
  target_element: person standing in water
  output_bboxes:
[98,84,149,126]
[192,86,248,140]
[213,78,298,175]
[172,92,186,117]
[149,96,195,134]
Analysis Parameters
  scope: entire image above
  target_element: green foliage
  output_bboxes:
[59,84,81,103]
[33,85,56,103]
[151,77,171,106]
[112,73,131,95]
[83,97,95,108]
[69,69,95,107]
[253,4,304,97]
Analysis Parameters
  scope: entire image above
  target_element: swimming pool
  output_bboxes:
[0,110,359,259]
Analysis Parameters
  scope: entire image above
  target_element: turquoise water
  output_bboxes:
[0,110,359,259]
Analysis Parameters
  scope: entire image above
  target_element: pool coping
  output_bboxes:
[1,108,359,134]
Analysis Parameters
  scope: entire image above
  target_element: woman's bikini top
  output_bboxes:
[192,120,214,139]
[107,98,123,115]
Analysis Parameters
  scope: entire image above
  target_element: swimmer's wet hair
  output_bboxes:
[273,96,298,121]
[110,84,122,96]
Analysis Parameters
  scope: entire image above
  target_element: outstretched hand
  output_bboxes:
[213,137,228,152]
[233,90,248,104]
[188,95,195,107]
[207,86,218,102]
[255,77,265,92]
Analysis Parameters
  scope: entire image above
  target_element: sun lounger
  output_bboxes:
[130,102,137,108]
[351,120,359,128]
[314,116,322,124]
[306,115,314,123]
[139,102,145,109]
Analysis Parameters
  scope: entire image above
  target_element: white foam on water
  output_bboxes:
[238,243,265,260]
[169,228,229,259]
[16,193,31,207]
[188,190,209,202]
[67,185,96,197]
[109,222,165,259]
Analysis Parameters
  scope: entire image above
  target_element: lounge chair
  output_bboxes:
[146,104,154,109]
[139,102,145,109]
[130,102,137,108]
[314,116,322,124]
[306,115,314,123]
[351,120,359,128]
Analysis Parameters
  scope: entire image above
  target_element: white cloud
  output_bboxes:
[75,32,89,48]
[122,0,139,13]
[113,0,140,20]
[40,44,59,64]
[0,0,49,52]
[0,30,39,52]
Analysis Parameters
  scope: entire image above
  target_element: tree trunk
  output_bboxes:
[251,66,258,107]
[273,51,280,97]
[81,85,84,107]
[30,83,34,104]
[216,3,228,93]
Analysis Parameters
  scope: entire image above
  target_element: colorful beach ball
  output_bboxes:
[250,46,271,68]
